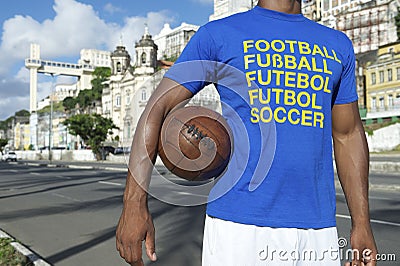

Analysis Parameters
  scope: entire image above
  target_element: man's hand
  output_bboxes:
[116,203,156,265]
[344,224,377,266]
[115,79,193,264]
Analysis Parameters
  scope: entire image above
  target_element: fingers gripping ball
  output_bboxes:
[158,106,232,181]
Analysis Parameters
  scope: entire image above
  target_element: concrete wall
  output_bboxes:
[14,150,166,166]
[107,153,164,166]
[12,124,400,161]
[367,123,400,152]
[15,150,96,161]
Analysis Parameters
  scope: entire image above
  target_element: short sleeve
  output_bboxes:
[164,26,218,95]
[333,36,358,105]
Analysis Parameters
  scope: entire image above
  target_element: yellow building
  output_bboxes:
[365,42,400,121]
[14,121,31,150]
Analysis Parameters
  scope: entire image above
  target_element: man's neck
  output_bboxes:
[257,0,301,14]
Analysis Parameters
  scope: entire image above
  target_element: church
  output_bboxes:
[103,27,221,149]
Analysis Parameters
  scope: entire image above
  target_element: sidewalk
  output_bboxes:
[368,151,400,172]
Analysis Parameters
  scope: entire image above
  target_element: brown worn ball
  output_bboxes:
[158,106,231,181]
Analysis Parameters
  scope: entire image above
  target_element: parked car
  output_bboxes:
[113,147,124,154]
[2,151,17,162]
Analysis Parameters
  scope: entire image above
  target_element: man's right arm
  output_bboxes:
[116,78,193,265]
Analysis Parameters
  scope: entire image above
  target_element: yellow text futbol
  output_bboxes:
[242,39,341,129]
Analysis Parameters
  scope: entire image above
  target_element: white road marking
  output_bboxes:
[51,192,82,202]
[336,214,400,227]
[104,167,126,171]
[69,165,93,169]
[30,172,41,176]
[27,163,40,166]
[98,181,122,186]
[56,175,71,179]
[369,195,396,201]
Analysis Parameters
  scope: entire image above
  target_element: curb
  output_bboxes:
[370,161,400,172]
[0,229,51,266]
[18,160,170,173]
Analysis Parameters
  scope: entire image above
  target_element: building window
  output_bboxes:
[379,97,384,110]
[116,95,121,107]
[141,90,147,101]
[141,52,146,64]
[388,95,393,109]
[396,95,400,108]
[371,97,376,110]
[388,69,393,82]
[117,62,121,72]
[371,73,376,85]
[379,70,384,83]
[397,68,400,80]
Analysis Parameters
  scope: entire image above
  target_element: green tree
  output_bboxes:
[163,55,178,62]
[0,139,8,154]
[72,67,111,113]
[76,89,93,112]
[63,114,118,160]
[15,109,30,117]
[63,96,76,112]
[0,121,7,132]
[91,67,111,100]
[37,101,64,114]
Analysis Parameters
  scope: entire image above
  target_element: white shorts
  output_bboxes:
[202,215,340,266]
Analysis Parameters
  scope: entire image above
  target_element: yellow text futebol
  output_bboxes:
[242,39,342,129]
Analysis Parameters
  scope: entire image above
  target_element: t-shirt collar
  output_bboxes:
[252,5,306,22]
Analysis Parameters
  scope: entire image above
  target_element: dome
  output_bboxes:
[135,27,158,49]
[112,46,130,58]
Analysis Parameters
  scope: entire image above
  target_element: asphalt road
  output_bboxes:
[0,161,398,266]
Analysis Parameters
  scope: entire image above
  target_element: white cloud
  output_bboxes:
[119,10,174,61]
[0,0,173,120]
[0,0,173,73]
[0,75,30,119]
[0,0,115,74]
[104,3,124,14]
[0,96,30,120]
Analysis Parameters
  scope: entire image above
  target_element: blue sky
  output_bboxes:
[0,0,214,120]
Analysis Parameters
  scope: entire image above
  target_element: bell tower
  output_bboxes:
[134,26,158,76]
[111,39,131,76]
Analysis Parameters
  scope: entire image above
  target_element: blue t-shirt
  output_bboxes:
[165,6,357,229]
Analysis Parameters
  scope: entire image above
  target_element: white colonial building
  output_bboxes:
[154,23,199,60]
[209,0,258,20]
[78,49,112,69]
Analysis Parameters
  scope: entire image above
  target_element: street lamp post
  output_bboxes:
[45,73,59,163]
[49,84,53,162]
